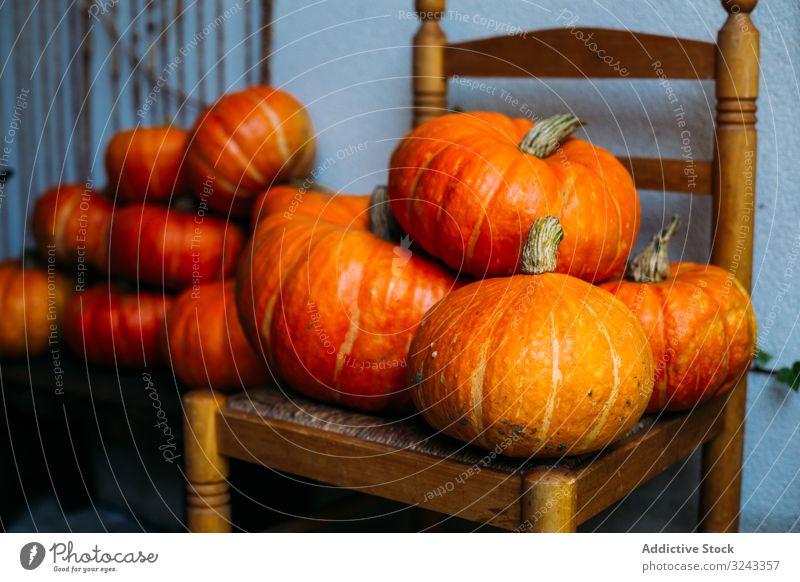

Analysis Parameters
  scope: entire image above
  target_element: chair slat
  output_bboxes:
[620,157,712,195]
[444,28,715,80]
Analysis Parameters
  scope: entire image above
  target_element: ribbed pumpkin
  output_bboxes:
[599,216,757,412]
[237,185,459,412]
[185,86,316,217]
[164,280,267,390]
[0,260,71,358]
[63,285,171,368]
[110,204,244,290]
[388,113,640,281]
[410,217,654,458]
[105,126,189,203]
[32,183,113,272]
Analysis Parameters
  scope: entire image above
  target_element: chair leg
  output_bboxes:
[521,469,578,533]
[184,389,232,533]
[700,380,747,532]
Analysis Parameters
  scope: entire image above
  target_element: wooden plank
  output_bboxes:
[218,408,524,530]
[567,397,725,525]
[259,0,273,85]
[619,157,712,195]
[444,28,715,80]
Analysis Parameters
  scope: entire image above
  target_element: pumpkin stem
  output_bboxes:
[625,215,681,283]
[520,216,564,275]
[519,113,583,158]
[368,186,405,243]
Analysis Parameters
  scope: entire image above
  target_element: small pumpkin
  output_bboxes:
[110,204,244,291]
[163,280,267,390]
[388,113,640,281]
[63,285,171,368]
[0,259,72,358]
[105,126,189,203]
[237,185,458,412]
[409,216,654,458]
[185,86,316,217]
[32,183,113,272]
[599,216,757,412]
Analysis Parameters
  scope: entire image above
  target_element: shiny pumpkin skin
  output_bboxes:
[186,86,316,217]
[164,281,267,390]
[63,285,171,368]
[409,274,654,457]
[0,261,71,358]
[599,262,757,412]
[105,126,189,203]
[110,204,244,291]
[237,186,459,412]
[388,112,640,281]
[32,183,113,272]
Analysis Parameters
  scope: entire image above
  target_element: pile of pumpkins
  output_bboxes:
[0,86,757,459]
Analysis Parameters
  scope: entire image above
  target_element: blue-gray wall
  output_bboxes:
[1,0,797,531]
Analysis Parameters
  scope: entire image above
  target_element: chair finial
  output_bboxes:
[416,0,445,20]
[722,0,757,14]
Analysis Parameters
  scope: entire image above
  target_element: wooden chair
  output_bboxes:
[183,0,759,533]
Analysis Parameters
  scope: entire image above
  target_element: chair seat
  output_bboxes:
[218,386,727,530]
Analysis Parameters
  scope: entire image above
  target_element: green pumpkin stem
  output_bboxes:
[368,186,405,243]
[521,216,564,275]
[625,215,681,283]
[519,113,583,158]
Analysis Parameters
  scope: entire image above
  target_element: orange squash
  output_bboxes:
[105,126,189,203]
[109,204,244,291]
[237,185,458,412]
[388,113,640,281]
[63,285,171,368]
[32,183,113,272]
[409,217,654,457]
[185,86,316,217]
[0,260,72,358]
[599,216,757,412]
[164,280,267,390]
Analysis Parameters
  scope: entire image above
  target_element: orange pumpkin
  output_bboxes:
[63,285,171,368]
[0,260,72,358]
[105,126,189,203]
[32,183,113,272]
[185,86,316,217]
[599,216,757,412]
[164,281,267,390]
[237,185,458,412]
[409,217,654,458]
[388,113,640,281]
[110,204,244,291]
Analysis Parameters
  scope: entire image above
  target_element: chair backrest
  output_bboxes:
[411,0,759,291]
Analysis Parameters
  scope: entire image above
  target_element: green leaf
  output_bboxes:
[775,361,800,392]
[754,348,773,367]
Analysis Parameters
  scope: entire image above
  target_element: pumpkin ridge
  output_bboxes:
[577,300,626,449]
[472,281,534,445]
[695,278,733,389]
[187,148,241,199]
[214,117,271,189]
[52,190,83,254]
[239,88,291,162]
[538,310,562,444]
[463,149,528,275]
[654,280,672,409]
[272,226,348,388]
[257,222,323,358]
